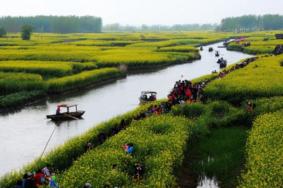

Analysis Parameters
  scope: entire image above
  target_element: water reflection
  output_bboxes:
[197,157,219,188]
[197,175,219,188]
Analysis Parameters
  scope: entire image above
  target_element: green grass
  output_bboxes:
[0,72,46,95]
[188,127,248,188]
[47,68,125,93]
[204,55,283,102]
[252,96,283,115]
[239,110,283,188]
[158,45,199,53]
[59,115,192,188]
[227,31,283,54]
[0,90,46,109]
[172,101,249,130]
[174,101,250,187]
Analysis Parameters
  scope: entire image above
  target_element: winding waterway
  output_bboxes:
[0,42,252,177]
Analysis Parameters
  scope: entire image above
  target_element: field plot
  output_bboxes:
[227,31,283,54]
[204,55,283,101]
[240,110,283,188]
[59,115,192,188]
[0,32,230,109]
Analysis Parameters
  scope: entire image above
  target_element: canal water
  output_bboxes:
[0,42,252,177]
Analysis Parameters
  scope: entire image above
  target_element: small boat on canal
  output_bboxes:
[215,51,220,57]
[139,91,157,105]
[47,104,85,121]
[217,58,227,69]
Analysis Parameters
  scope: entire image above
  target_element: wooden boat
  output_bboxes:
[219,61,227,69]
[47,104,85,121]
[139,91,157,105]
[216,58,227,69]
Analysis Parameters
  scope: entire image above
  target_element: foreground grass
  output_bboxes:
[59,115,192,187]
[0,102,163,188]
[239,110,283,188]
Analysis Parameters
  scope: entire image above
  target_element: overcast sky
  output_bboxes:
[1,0,282,25]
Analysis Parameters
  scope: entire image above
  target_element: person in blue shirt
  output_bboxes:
[127,143,134,154]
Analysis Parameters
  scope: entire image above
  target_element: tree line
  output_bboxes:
[103,23,217,32]
[0,16,102,33]
[217,14,283,32]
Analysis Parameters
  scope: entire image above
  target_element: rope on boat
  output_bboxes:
[40,126,56,159]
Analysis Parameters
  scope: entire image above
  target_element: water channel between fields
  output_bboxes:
[0,42,252,179]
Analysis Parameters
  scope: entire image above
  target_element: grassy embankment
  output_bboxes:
[227,31,283,54]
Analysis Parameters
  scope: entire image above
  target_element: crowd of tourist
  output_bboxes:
[15,166,58,188]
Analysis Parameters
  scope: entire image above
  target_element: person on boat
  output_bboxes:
[141,94,147,100]
[217,58,222,64]
[215,51,220,57]
[149,94,156,101]
[56,106,61,115]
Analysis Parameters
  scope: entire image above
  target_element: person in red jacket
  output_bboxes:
[34,170,45,187]
[185,87,192,103]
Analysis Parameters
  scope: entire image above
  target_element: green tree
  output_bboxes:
[0,27,6,37]
[21,25,32,40]
[0,16,102,33]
